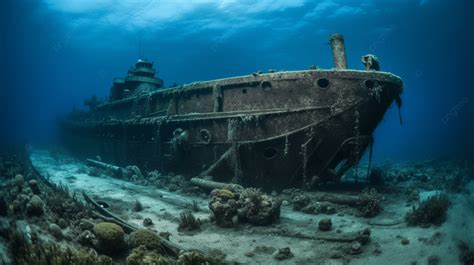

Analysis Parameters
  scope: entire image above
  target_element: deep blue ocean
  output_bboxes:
[1,0,473,162]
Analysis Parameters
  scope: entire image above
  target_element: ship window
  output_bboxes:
[317,78,329,88]
[199,129,212,144]
[96,201,110,209]
[364,80,376,89]
[242,89,247,94]
[263,147,278,160]
[261,81,272,91]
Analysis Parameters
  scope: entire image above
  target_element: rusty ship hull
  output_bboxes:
[60,68,403,190]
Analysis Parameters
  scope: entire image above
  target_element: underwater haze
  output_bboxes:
[1,0,473,162]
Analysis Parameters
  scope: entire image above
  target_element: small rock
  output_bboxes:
[159,231,171,241]
[356,228,371,244]
[49,223,63,239]
[292,195,310,211]
[58,218,68,229]
[301,204,316,214]
[274,247,294,260]
[143,218,154,227]
[401,237,410,245]
[350,242,362,255]
[168,184,179,192]
[318,218,332,231]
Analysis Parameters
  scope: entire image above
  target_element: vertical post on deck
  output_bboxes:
[330,33,348,70]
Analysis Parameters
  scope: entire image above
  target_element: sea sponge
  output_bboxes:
[127,229,164,253]
[94,222,125,254]
[357,188,383,217]
[406,194,449,227]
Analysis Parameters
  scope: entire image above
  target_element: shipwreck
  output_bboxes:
[60,34,404,190]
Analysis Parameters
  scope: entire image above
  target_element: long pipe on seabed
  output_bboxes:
[330,33,348,69]
[85,158,126,177]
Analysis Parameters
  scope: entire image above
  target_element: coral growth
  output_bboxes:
[126,245,171,265]
[9,230,112,265]
[26,195,44,216]
[357,188,383,217]
[94,222,125,254]
[237,188,281,226]
[292,194,311,211]
[406,194,450,227]
[209,188,281,227]
[127,229,164,253]
[208,189,238,228]
[178,211,201,231]
[177,250,223,265]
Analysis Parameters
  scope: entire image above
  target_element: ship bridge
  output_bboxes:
[109,59,164,101]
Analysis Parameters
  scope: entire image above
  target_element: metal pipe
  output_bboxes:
[85,158,124,177]
[330,33,348,69]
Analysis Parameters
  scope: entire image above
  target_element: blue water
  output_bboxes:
[1,0,472,161]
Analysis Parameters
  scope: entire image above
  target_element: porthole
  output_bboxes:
[173,128,184,138]
[263,147,278,160]
[317,78,330,88]
[199,129,212,144]
[96,201,110,209]
[364,79,376,89]
[261,81,272,91]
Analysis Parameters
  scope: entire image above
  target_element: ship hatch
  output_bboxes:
[263,147,278,160]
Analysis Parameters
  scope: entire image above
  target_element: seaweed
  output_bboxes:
[406,194,449,227]
[189,200,200,212]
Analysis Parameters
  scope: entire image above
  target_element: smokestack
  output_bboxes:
[329,33,348,69]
